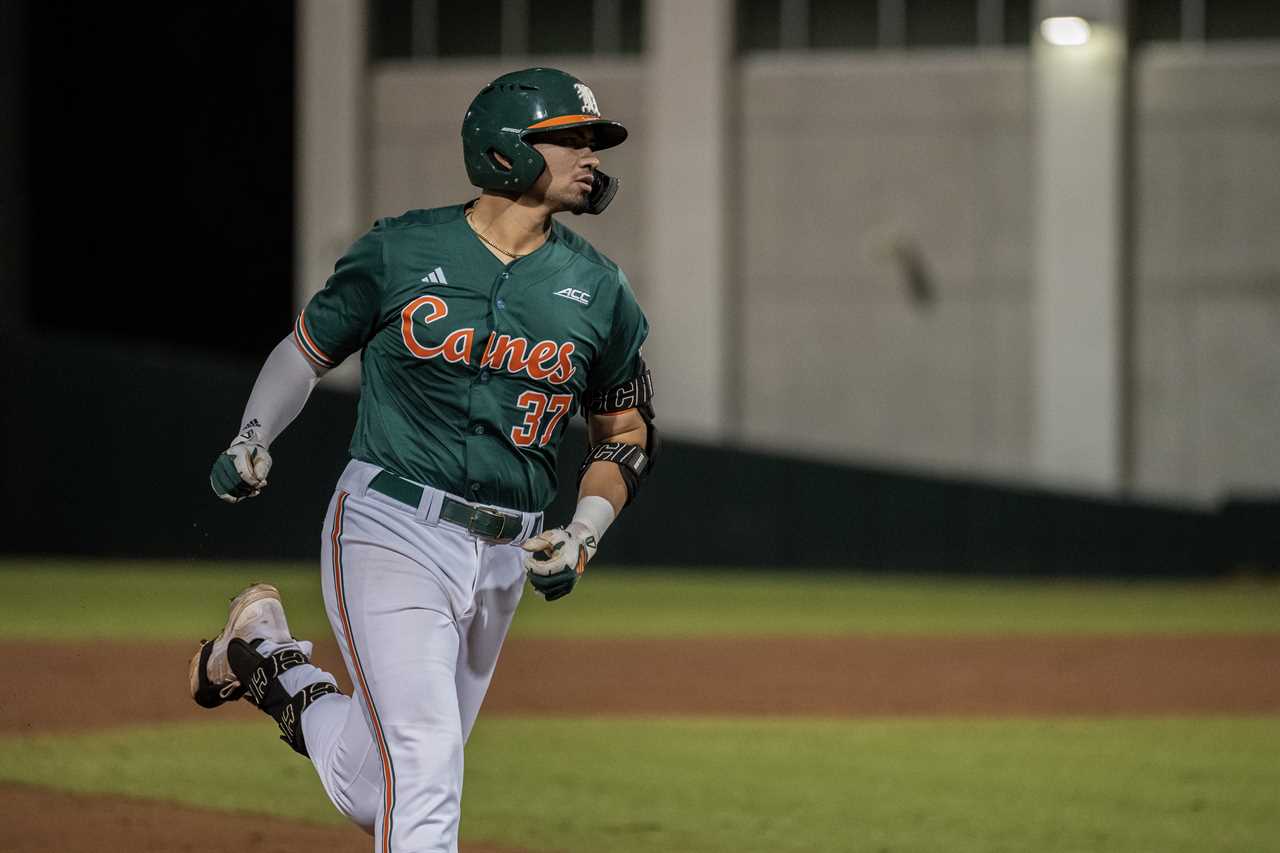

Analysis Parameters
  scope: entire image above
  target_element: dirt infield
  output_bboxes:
[4,633,1279,734]
[3,633,1278,853]
[0,783,535,853]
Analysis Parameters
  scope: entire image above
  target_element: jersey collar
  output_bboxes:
[457,201,571,282]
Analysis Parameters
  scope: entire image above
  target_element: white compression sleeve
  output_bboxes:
[232,335,327,447]
[570,495,617,541]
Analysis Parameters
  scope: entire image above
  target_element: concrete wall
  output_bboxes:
[367,45,1280,505]
[736,52,1034,481]
[1133,45,1280,503]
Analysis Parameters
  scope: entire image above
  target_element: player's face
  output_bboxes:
[527,128,599,214]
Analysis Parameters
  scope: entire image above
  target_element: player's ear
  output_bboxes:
[488,149,513,170]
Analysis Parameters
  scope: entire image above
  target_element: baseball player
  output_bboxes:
[189,68,657,853]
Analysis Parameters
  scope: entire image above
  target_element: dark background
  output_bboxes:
[4,2,295,358]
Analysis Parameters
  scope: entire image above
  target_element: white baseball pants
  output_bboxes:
[263,460,539,853]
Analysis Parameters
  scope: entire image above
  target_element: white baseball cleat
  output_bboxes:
[188,583,298,709]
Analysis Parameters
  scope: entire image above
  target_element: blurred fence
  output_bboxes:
[3,334,1275,576]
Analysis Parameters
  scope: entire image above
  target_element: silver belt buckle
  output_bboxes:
[467,505,508,541]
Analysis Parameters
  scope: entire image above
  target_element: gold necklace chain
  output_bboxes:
[466,209,544,259]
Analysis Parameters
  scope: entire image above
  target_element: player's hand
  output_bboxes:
[521,521,598,601]
[209,441,272,504]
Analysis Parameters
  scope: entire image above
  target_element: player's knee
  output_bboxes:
[342,791,379,835]
[387,720,464,763]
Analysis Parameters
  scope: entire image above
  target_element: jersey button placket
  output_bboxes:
[468,268,507,508]
[493,270,510,314]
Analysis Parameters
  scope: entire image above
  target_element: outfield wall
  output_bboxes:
[3,334,1275,576]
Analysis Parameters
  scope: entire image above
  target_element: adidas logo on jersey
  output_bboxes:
[421,267,448,285]
[554,287,591,305]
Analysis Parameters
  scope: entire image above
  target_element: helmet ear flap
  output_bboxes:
[472,137,544,192]
[509,139,547,191]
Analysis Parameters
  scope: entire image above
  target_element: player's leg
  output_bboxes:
[456,543,526,742]
[314,488,478,853]
[286,664,382,833]
[251,634,382,834]
[285,488,393,834]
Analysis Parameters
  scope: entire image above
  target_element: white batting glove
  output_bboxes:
[521,521,599,601]
[209,439,273,504]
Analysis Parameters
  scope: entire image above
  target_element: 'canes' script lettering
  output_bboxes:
[400,296,576,384]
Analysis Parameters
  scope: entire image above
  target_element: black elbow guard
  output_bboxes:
[579,365,659,505]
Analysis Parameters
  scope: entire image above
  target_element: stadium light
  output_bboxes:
[1040,16,1092,46]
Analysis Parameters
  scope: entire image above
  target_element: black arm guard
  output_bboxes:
[584,364,654,415]
[578,440,652,505]
[578,365,659,504]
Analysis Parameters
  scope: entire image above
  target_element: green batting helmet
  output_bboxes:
[461,68,628,197]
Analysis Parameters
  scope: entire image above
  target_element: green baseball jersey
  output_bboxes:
[291,203,648,513]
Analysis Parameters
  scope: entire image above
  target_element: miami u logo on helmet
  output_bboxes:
[574,83,600,116]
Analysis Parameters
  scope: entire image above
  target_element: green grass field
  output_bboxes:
[2,718,1277,853]
[3,559,1279,640]
[2,559,1278,853]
